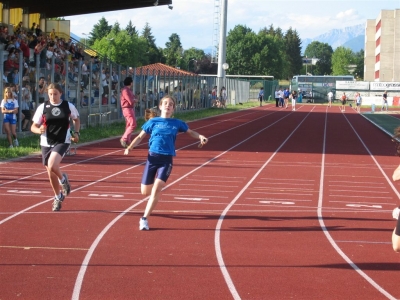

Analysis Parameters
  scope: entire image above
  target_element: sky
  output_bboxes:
[66,0,399,50]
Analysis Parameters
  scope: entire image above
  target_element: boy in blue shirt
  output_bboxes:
[124,96,208,230]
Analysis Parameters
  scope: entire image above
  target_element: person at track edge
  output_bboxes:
[31,83,80,211]
[274,88,279,107]
[382,90,388,112]
[391,126,400,252]
[283,87,290,109]
[120,77,137,148]
[124,96,208,230]
[327,90,333,108]
[258,87,264,107]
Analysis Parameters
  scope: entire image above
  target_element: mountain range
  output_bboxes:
[301,23,365,54]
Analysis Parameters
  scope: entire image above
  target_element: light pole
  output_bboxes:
[82,33,89,46]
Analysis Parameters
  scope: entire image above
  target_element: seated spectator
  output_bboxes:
[111,90,118,104]
[102,94,108,105]
[4,54,19,71]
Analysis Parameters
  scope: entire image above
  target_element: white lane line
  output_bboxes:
[329,200,395,205]
[72,109,296,300]
[335,240,392,245]
[318,108,396,300]
[215,107,315,300]
[329,189,390,193]
[329,194,393,199]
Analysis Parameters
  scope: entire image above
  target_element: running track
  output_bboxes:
[1,104,399,300]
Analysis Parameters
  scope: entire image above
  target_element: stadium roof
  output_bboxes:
[132,63,197,77]
[7,0,173,18]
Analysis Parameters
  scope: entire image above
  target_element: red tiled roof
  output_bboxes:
[133,63,197,76]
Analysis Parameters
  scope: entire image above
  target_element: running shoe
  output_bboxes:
[61,173,71,196]
[139,218,149,230]
[120,139,127,148]
[13,139,19,147]
[393,207,400,220]
[52,193,65,211]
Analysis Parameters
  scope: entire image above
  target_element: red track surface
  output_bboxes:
[1,104,399,300]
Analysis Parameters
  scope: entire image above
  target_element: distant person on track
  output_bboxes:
[340,92,347,112]
[391,126,400,252]
[120,77,137,148]
[258,87,264,107]
[291,90,297,111]
[274,89,279,107]
[283,88,290,109]
[220,86,227,109]
[327,91,333,108]
[123,96,208,230]
[31,83,80,212]
[355,92,362,113]
[278,88,284,108]
[382,91,388,112]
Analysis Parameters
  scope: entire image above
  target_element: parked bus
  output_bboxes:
[291,75,355,102]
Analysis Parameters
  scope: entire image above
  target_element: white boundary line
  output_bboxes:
[317,107,396,300]
[214,107,315,300]
[71,106,303,299]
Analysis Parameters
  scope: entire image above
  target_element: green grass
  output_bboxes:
[361,113,400,137]
[0,102,260,161]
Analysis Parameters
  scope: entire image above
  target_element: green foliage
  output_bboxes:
[92,31,148,67]
[88,17,112,46]
[227,25,284,78]
[353,49,364,80]
[183,48,206,71]
[304,41,333,75]
[165,33,183,66]
[125,21,138,37]
[283,28,303,79]
[331,46,354,75]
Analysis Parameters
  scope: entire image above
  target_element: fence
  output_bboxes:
[1,43,251,137]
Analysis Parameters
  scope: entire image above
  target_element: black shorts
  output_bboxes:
[141,152,173,185]
[41,143,70,166]
[341,100,346,105]
[22,110,31,120]
[396,218,400,236]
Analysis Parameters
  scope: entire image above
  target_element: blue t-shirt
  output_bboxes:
[142,117,189,156]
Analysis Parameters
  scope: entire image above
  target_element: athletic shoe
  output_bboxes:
[9,145,13,148]
[139,218,149,230]
[13,139,19,147]
[52,193,65,211]
[393,207,400,220]
[61,173,71,196]
[120,139,127,148]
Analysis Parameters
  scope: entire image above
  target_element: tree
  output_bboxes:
[125,20,138,37]
[353,49,364,80]
[165,33,183,67]
[304,41,333,75]
[183,47,206,71]
[283,28,303,79]
[111,22,121,35]
[331,46,354,75]
[141,23,160,64]
[92,30,147,67]
[226,25,283,78]
[88,17,112,46]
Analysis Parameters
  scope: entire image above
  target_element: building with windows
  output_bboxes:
[364,9,400,82]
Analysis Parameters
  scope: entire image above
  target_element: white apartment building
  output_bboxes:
[364,9,400,82]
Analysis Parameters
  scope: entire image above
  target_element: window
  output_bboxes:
[376,37,381,47]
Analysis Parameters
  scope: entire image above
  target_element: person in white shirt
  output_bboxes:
[274,89,279,107]
[327,91,333,108]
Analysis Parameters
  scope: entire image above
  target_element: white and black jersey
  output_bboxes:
[32,101,79,147]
